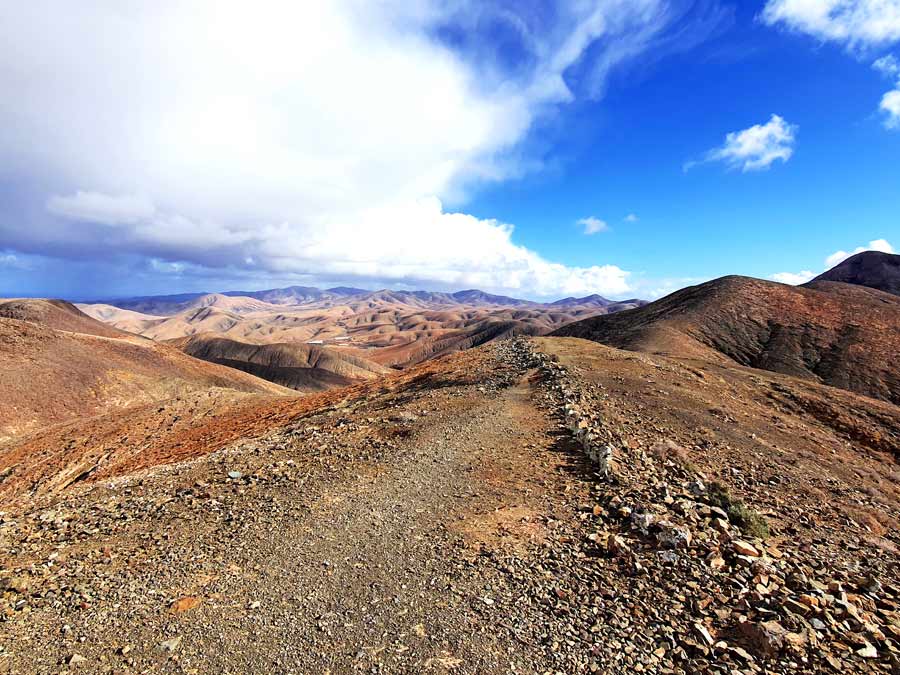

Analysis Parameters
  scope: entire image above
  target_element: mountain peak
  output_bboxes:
[808,250,900,296]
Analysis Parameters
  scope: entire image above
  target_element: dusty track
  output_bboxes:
[3,338,900,674]
[0,345,592,673]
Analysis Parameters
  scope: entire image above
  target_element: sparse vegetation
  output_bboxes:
[707,480,770,539]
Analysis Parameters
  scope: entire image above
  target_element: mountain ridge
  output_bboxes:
[807,250,900,296]
[552,274,900,404]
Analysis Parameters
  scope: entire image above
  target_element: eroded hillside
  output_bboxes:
[1,336,898,673]
[0,305,291,441]
[553,275,900,404]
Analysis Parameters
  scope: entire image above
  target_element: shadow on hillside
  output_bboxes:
[544,425,607,484]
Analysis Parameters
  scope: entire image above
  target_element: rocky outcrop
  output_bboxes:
[500,336,900,673]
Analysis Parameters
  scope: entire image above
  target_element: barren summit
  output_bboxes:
[553,274,900,404]
[808,251,900,297]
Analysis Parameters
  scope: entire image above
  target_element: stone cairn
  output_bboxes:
[508,337,615,476]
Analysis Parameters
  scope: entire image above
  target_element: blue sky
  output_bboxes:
[0,1,898,300]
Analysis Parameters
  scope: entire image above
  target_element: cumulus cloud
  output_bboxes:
[761,0,900,48]
[578,217,609,235]
[872,54,900,128]
[825,238,895,267]
[624,213,640,222]
[874,53,900,75]
[687,114,797,172]
[771,270,817,285]
[882,89,900,127]
[763,2,900,129]
[46,192,155,226]
[773,238,895,283]
[0,252,28,270]
[0,1,720,298]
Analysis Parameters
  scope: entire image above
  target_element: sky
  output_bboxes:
[0,0,898,301]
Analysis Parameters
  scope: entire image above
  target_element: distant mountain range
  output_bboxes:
[94,286,642,316]
[77,285,646,386]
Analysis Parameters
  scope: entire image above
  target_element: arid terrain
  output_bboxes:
[78,287,644,371]
[1,256,899,673]
[1,331,899,673]
[810,250,900,297]
[553,266,900,404]
[0,300,291,442]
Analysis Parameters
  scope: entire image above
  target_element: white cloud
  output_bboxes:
[771,238,895,284]
[0,1,700,298]
[578,216,609,235]
[0,253,26,270]
[624,213,639,222]
[872,54,900,128]
[881,88,900,127]
[46,192,155,226]
[825,238,895,267]
[762,0,900,48]
[771,270,817,285]
[688,114,797,172]
[874,53,900,76]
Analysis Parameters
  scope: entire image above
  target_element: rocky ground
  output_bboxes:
[1,337,899,673]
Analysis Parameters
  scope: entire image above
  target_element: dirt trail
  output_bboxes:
[181,373,561,673]
[0,346,591,674]
[5,338,899,674]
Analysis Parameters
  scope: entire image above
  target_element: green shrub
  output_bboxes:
[707,481,770,539]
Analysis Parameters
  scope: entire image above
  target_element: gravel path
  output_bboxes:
[1,343,592,674]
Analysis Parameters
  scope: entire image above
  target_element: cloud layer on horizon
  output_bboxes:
[0,1,728,298]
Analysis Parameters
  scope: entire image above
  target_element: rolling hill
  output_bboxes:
[0,299,292,441]
[553,275,900,404]
[172,334,391,391]
[808,250,900,296]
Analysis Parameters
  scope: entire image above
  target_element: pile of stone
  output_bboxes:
[510,338,616,476]
[510,338,900,674]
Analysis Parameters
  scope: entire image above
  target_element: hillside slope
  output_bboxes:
[0,310,292,440]
[172,334,391,391]
[809,250,900,296]
[553,275,900,403]
[0,298,130,338]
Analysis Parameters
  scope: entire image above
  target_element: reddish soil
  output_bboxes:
[553,275,900,404]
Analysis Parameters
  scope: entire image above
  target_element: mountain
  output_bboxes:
[93,285,646,315]
[80,287,645,369]
[553,275,900,404]
[223,285,369,305]
[449,289,532,306]
[0,298,130,338]
[172,334,391,391]
[807,250,900,296]
[0,298,291,441]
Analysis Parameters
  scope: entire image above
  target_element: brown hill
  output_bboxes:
[172,334,391,391]
[553,275,900,404]
[0,298,130,338]
[809,250,900,296]
[0,309,292,441]
[81,289,643,368]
